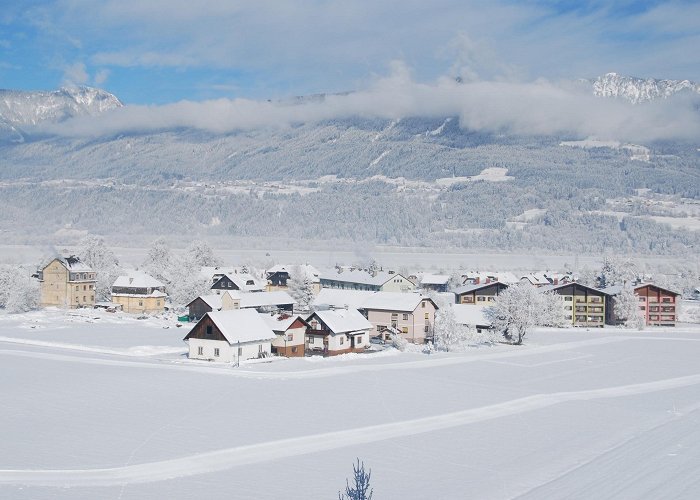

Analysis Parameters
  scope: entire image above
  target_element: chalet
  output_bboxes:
[183,309,275,363]
[454,282,509,305]
[418,274,450,293]
[261,313,309,357]
[540,282,607,327]
[360,292,438,344]
[319,269,415,292]
[266,264,321,293]
[111,271,167,314]
[35,256,97,309]
[187,290,294,320]
[305,308,372,356]
[210,273,265,294]
[603,283,680,327]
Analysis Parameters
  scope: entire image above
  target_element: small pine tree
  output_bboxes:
[339,459,373,500]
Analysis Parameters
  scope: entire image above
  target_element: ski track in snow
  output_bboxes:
[0,336,184,357]
[0,336,634,380]
[1,372,700,487]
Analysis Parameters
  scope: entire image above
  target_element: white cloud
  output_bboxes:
[38,63,700,143]
[93,68,110,85]
[62,61,89,85]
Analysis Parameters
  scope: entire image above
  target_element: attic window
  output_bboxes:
[206,325,212,335]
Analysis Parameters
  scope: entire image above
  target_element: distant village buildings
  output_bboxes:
[35,256,97,309]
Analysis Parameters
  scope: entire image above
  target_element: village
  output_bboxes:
[28,250,695,365]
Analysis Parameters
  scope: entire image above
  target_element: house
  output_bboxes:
[261,313,309,357]
[35,256,97,309]
[183,309,275,363]
[187,290,294,320]
[520,273,553,287]
[461,271,519,286]
[186,294,223,320]
[418,274,450,293]
[266,264,321,293]
[360,292,438,344]
[603,283,680,327]
[211,273,265,294]
[540,282,607,327]
[111,271,167,314]
[454,282,509,305]
[452,304,491,333]
[319,269,415,292]
[312,288,377,311]
[305,308,372,356]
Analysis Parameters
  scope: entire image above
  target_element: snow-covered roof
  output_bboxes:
[319,269,408,287]
[205,309,276,344]
[260,313,307,333]
[419,274,450,285]
[602,283,680,296]
[538,283,610,295]
[452,304,491,327]
[226,290,294,308]
[267,264,320,282]
[192,294,223,310]
[112,271,164,289]
[313,289,376,310]
[52,256,93,273]
[361,292,431,312]
[454,282,508,295]
[520,274,551,285]
[112,290,167,298]
[309,308,372,334]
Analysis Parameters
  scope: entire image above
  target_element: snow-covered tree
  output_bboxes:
[142,238,174,284]
[433,306,468,351]
[339,459,373,500]
[0,265,38,313]
[288,265,315,312]
[596,257,638,288]
[77,235,121,301]
[185,241,221,268]
[448,271,463,291]
[614,286,645,329]
[485,283,545,345]
[541,291,566,327]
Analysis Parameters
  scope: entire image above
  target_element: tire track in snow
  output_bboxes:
[0,336,629,380]
[2,372,700,487]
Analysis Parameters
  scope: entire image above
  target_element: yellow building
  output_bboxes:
[111,271,167,314]
[36,256,97,309]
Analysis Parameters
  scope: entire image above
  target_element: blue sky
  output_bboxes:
[1,0,698,104]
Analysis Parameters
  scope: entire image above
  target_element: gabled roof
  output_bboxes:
[47,255,93,273]
[520,273,552,285]
[200,309,276,344]
[361,292,435,312]
[313,289,377,310]
[260,313,309,333]
[112,271,164,289]
[319,269,411,287]
[188,294,223,310]
[452,304,491,327]
[226,290,294,308]
[266,264,320,282]
[308,308,372,334]
[454,282,508,295]
[419,274,450,286]
[212,273,265,292]
[538,282,610,295]
[602,283,680,296]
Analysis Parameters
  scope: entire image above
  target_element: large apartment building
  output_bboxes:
[36,256,97,309]
[541,282,607,327]
[603,283,680,327]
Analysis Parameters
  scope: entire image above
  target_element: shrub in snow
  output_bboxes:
[485,283,545,345]
[614,286,646,329]
[0,265,38,313]
[339,459,373,500]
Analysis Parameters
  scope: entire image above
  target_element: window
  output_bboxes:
[90,295,94,301]
[564,296,572,301]
[477,296,485,302]
[83,296,86,302]
[75,285,79,291]
[214,348,220,357]
[640,306,646,311]
[424,313,429,319]
[83,285,87,291]
[75,296,79,302]
[421,301,426,308]
[403,313,409,320]
[377,325,385,332]
[662,297,672,303]
[638,296,646,302]
[197,346,203,355]
[402,327,408,334]
[206,325,213,335]
[356,336,362,344]
[89,285,93,290]
[139,300,143,306]
[340,336,344,345]
[286,334,293,341]
[391,313,398,317]
[291,346,298,353]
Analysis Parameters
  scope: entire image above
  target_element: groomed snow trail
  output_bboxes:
[2,372,700,487]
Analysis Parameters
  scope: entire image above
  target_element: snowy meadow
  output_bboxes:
[1,309,699,499]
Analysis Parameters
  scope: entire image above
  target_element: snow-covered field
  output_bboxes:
[2,310,700,499]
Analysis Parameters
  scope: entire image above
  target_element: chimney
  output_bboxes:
[474,277,480,284]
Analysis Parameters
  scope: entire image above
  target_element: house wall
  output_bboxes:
[187,338,271,363]
[365,299,436,343]
[380,276,416,293]
[635,285,678,326]
[271,325,306,357]
[554,285,605,327]
[188,298,214,320]
[39,260,96,309]
[457,283,507,304]
[112,294,165,314]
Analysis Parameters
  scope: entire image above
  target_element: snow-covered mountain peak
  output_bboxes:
[593,72,700,104]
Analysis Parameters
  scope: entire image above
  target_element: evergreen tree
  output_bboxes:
[339,459,373,500]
